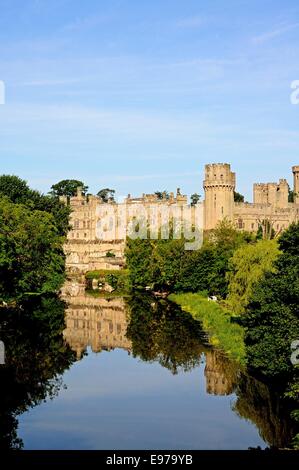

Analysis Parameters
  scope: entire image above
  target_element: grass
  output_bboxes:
[169,292,246,365]
[85,269,128,279]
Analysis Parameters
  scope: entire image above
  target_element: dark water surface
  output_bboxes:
[0,283,295,449]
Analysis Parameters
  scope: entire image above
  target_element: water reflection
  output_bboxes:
[0,283,297,449]
[205,350,238,396]
[0,296,75,449]
[61,282,131,359]
[126,293,209,374]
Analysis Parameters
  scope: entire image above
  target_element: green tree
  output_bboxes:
[0,175,31,203]
[226,239,280,315]
[50,179,88,198]
[0,197,65,302]
[190,193,201,206]
[234,191,245,202]
[97,188,115,202]
[0,175,70,237]
[154,190,169,200]
[125,238,155,289]
[242,223,299,378]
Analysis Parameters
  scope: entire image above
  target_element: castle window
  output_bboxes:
[97,322,101,331]
[84,233,87,238]
[83,221,86,228]
[76,233,79,238]
[238,218,243,229]
[74,220,79,229]
[220,174,223,180]
[251,223,254,229]
[117,324,121,334]
[109,322,113,333]
[221,206,224,215]
[87,221,90,229]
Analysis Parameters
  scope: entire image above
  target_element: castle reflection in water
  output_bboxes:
[61,281,237,397]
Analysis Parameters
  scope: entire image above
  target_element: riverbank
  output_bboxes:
[169,293,246,365]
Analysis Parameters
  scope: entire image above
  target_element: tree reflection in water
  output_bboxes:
[0,296,75,449]
[126,294,210,374]
[0,290,297,449]
[126,294,298,447]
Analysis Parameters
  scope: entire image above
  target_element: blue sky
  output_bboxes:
[0,0,299,200]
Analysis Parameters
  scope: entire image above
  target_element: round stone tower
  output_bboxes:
[203,163,236,230]
[292,165,299,204]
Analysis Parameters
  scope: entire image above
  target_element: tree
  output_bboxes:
[242,223,299,379]
[256,219,276,240]
[289,190,295,203]
[190,193,201,206]
[0,197,66,302]
[154,190,169,200]
[97,188,115,203]
[234,191,245,203]
[50,179,88,198]
[0,175,31,204]
[0,175,71,237]
[226,239,280,314]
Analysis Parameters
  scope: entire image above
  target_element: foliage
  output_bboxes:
[50,179,88,198]
[242,223,299,380]
[105,271,129,291]
[97,188,115,202]
[154,190,169,200]
[85,269,129,292]
[0,175,70,237]
[288,189,295,203]
[190,193,201,206]
[226,239,280,314]
[256,219,276,240]
[176,220,253,297]
[126,219,252,297]
[125,238,155,289]
[0,197,65,302]
[169,293,246,364]
[0,175,31,203]
[234,191,245,203]
[105,251,116,257]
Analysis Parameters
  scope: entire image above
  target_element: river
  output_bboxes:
[0,281,295,450]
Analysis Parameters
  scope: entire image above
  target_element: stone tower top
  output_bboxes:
[292,165,299,204]
[204,163,236,187]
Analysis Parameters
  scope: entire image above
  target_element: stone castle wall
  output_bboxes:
[64,163,299,273]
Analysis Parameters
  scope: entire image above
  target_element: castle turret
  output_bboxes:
[292,166,299,204]
[203,163,235,230]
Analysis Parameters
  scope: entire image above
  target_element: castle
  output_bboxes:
[64,163,299,273]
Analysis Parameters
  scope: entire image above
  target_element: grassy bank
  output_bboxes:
[169,293,246,365]
[85,269,129,294]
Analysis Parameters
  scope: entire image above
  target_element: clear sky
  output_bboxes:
[0,0,299,200]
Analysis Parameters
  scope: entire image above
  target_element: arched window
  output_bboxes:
[238,218,243,229]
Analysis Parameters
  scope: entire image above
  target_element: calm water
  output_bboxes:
[0,282,295,450]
